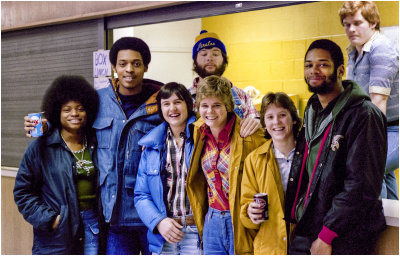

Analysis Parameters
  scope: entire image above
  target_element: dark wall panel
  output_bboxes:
[1,19,103,167]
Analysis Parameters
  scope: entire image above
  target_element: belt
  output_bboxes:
[172,216,195,226]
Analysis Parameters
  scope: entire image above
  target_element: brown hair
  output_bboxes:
[195,75,234,113]
[259,92,301,139]
[339,1,380,31]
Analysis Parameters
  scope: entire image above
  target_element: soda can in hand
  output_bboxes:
[254,193,269,220]
[28,112,43,137]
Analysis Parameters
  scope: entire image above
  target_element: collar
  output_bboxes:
[193,77,200,89]
[200,113,236,143]
[346,31,380,54]
[45,128,64,146]
[166,126,173,141]
[111,78,121,101]
[310,94,340,114]
[272,143,295,160]
[166,126,187,141]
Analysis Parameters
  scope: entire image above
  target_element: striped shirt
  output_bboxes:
[165,128,192,217]
[200,114,236,211]
[346,31,399,122]
[190,77,259,119]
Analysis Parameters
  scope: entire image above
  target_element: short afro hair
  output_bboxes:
[156,82,194,122]
[305,39,344,71]
[41,75,99,134]
[109,37,151,68]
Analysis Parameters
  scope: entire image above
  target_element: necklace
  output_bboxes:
[61,134,91,174]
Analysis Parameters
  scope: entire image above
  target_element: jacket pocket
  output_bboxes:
[124,174,136,197]
[34,205,68,248]
[93,117,113,149]
[55,205,68,232]
[145,168,160,176]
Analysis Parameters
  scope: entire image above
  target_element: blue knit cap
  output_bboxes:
[192,30,227,59]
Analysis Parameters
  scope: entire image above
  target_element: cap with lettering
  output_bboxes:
[192,30,227,59]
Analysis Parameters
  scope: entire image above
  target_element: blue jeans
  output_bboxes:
[153,224,202,255]
[106,225,150,255]
[381,126,399,199]
[80,209,99,255]
[203,208,234,255]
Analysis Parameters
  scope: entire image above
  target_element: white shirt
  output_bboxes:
[273,145,295,193]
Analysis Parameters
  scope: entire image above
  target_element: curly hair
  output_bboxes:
[109,37,151,68]
[339,1,380,31]
[259,92,301,140]
[41,75,99,134]
[156,82,194,122]
[195,75,234,113]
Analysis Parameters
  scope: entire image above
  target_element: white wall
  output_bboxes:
[113,19,201,88]
[381,26,399,50]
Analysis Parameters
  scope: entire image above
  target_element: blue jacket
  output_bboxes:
[14,129,98,254]
[93,79,163,226]
[134,115,196,254]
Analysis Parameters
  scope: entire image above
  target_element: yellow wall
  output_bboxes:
[201,1,399,116]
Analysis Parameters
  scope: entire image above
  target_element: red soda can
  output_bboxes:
[254,193,269,220]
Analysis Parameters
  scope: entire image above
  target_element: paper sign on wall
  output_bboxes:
[93,50,111,77]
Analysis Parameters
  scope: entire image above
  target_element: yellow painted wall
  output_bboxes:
[201,1,399,116]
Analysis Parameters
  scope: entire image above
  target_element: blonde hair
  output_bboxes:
[195,75,234,113]
[339,1,380,31]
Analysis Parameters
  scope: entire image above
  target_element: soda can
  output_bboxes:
[254,193,269,220]
[28,112,43,137]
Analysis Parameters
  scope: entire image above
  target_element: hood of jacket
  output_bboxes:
[304,80,370,142]
[138,115,196,148]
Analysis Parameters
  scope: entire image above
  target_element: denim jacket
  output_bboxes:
[93,79,163,226]
[134,115,196,254]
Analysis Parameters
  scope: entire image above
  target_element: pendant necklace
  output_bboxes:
[61,134,91,175]
[71,137,86,169]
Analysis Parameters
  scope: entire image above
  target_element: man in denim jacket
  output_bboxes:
[93,37,163,254]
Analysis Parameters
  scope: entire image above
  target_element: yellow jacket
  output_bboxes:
[186,116,265,255]
[240,140,287,254]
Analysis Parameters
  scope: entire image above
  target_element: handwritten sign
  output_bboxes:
[93,50,111,77]
[94,77,111,90]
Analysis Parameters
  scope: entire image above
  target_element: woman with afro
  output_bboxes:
[14,75,103,254]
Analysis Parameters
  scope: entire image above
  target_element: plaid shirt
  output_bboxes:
[200,114,236,210]
[165,128,192,217]
[190,77,259,119]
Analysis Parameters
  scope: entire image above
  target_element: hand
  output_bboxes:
[24,115,48,137]
[239,118,261,138]
[156,218,184,244]
[52,215,60,230]
[247,202,266,224]
[310,238,332,255]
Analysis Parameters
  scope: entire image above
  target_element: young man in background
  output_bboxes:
[339,1,399,199]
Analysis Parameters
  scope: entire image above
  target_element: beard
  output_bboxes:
[194,62,226,79]
[305,70,338,95]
